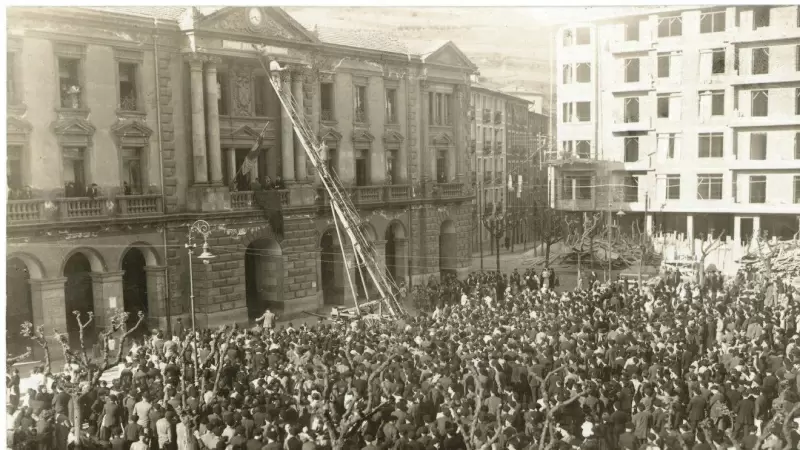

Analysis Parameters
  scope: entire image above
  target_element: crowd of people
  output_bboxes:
[7,260,800,450]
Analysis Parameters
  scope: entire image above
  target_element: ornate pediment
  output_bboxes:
[352,129,375,143]
[431,132,454,146]
[111,120,153,147]
[423,41,478,70]
[52,117,96,136]
[200,7,317,43]
[7,116,32,135]
[319,127,342,142]
[231,125,262,139]
[383,130,404,145]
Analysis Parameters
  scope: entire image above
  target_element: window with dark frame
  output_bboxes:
[666,175,681,200]
[320,83,334,121]
[749,175,766,204]
[385,88,397,124]
[7,145,22,190]
[624,137,639,162]
[625,21,640,41]
[795,175,800,203]
[752,47,769,75]
[698,133,724,158]
[254,75,269,116]
[355,149,368,186]
[700,10,726,33]
[753,6,771,29]
[576,101,591,122]
[118,62,138,111]
[711,49,725,75]
[657,54,671,78]
[624,175,639,202]
[624,97,640,122]
[625,58,640,83]
[750,133,767,160]
[576,63,591,83]
[751,90,769,117]
[697,173,723,200]
[796,132,800,159]
[576,27,591,45]
[796,88,800,115]
[796,46,800,71]
[576,140,591,159]
[562,176,574,199]
[58,57,81,109]
[355,85,367,123]
[121,147,143,194]
[657,95,670,119]
[711,91,724,116]
[576,176,592,200]
[62,147,87,197]
[658,15,683,37]
[436,150,447,183]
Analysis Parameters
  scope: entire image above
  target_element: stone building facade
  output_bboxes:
[6,6,477,351]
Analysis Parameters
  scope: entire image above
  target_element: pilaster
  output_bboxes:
[90,271,124,330]
[29,277,68,335]
[420,81,431,183]
[186,55,208,184]
[205,57,223,184]
[144,266,169,330]
[394,237,409,283]
[292,70,308,181]
[281,71,295,182]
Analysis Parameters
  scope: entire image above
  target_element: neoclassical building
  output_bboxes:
[6,6,477,352]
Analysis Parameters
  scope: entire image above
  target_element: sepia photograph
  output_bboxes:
[5,4,800,450]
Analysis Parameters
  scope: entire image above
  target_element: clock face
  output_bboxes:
[248,8,263,26]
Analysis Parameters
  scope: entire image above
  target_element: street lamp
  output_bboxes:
[482,210,511,273]
[186,220,216,334]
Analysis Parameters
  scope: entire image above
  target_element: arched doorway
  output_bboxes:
[439,220,457,278]
[320,230,341,305]
[7,258,33,358]
[245,238,283,322]
[121,248,148,336]
[385,222,407,284]
[63,253,95,348]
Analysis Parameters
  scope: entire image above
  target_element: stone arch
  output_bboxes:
[384,220,408,283]
[7,255,36,358]
[63,251,97,348]
[118,242,162,271]
[60,247,107,275]
[384,219,407,240]
[241,225,282,249]
[319,227,342,305]
[360,222,378,242]
[6,252,46,279]
[244,234,284,322]
[439,219,457,278]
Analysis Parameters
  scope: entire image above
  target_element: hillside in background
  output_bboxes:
[286,7,657,115]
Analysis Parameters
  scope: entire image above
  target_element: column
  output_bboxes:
[687,214,695,255]
[420,83,431,183]
[90,271,124,330]
[395,238,409,283]
[281,71,295,182]
[734,215,742,246]
[205,58,223,184]
[226,149,236,186]
[144,266,168,330]
[311,74,322,186]
[188,57,208,184]
[645,213,654,236]
[292,71,307,181]
[452,85,464,182]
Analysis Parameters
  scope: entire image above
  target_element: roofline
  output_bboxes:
[552,6,712,26]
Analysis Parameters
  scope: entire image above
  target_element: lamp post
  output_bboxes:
[482,209,511,273]
[186,220,216,334]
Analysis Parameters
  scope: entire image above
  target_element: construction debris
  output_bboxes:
[739,238,800,279]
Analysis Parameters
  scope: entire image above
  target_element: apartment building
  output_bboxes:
[6,6,478,354]
[552,5,800,246]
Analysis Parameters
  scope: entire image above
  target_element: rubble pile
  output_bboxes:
[740,239,800,279]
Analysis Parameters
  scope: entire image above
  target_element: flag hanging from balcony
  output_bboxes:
[508,174,514,192]
[240,122,271,176]
[517,175,522,198]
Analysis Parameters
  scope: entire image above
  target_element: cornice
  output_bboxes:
[8,7,182,33]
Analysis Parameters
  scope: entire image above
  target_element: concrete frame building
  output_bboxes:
[551,5,800,247]
[6,6,478,352]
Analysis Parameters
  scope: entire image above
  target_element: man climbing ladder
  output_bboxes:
[253,45,406,318]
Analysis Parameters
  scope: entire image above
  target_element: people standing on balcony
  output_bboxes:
[87,184,100,200]
[122,182,132,196]
[260,176,272,191]
[273,175,285,190]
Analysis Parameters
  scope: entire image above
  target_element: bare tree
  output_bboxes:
[564,212,603,282]
[537,207,567,265]
[698,229,726,287]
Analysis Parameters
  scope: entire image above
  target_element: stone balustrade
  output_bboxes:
[118,194,163,215]
[7,199,46,223]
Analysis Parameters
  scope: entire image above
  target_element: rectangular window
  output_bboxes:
[354,85,367,123]
[436,150,447,183]
[58,57,81,109]
[254,75,269,116]
[7,52,16,105]
[711,49,725,75]
[575,101,591,122]
[795,132,800,159]
[118,62,138,111]
[576,140,591,159]
[700,10,726,33]
[320,82,334,121]
[749,175,766,204]
[625,58,640,83]
[355,155,368,186]
[754,6,771,29]
[624,137,639,162]
[658,15,683,37]
[576,27,591,45]
[698,133,724,158]
[121,147,143,194]
[657,94,670,118]
[385,88,397,124]
[796,88,800,115]
[217,72,229,116]
[7,145,22,190]
[752,47,769,75]
[658,133,680,160]
[625,21,639,41]
[657,53,671,78]
[699,90,725,117]
[576,63,591,83]
[62,147,87,197]
[750,133,767,160]
[795,176,800,203]
[751,90,768,117]
[576,176,592,200]
[796,46,800,71]
[562,176,574,199]
[562,65,573,84]
[443,94,452,125]
[624,97,640,122]
[697,174,723,200]
[666,175,681,200]
[562,102,573,122]
[624,175,639,202]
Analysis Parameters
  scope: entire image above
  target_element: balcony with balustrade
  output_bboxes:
[7,194,165,226]
[230,189,289,211]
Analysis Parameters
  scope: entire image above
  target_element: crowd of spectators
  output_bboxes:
[7,263,800,450]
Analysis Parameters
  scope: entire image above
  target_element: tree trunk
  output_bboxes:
[545,242,551,266]
[699,255,706,287]
[72,393,83,441]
